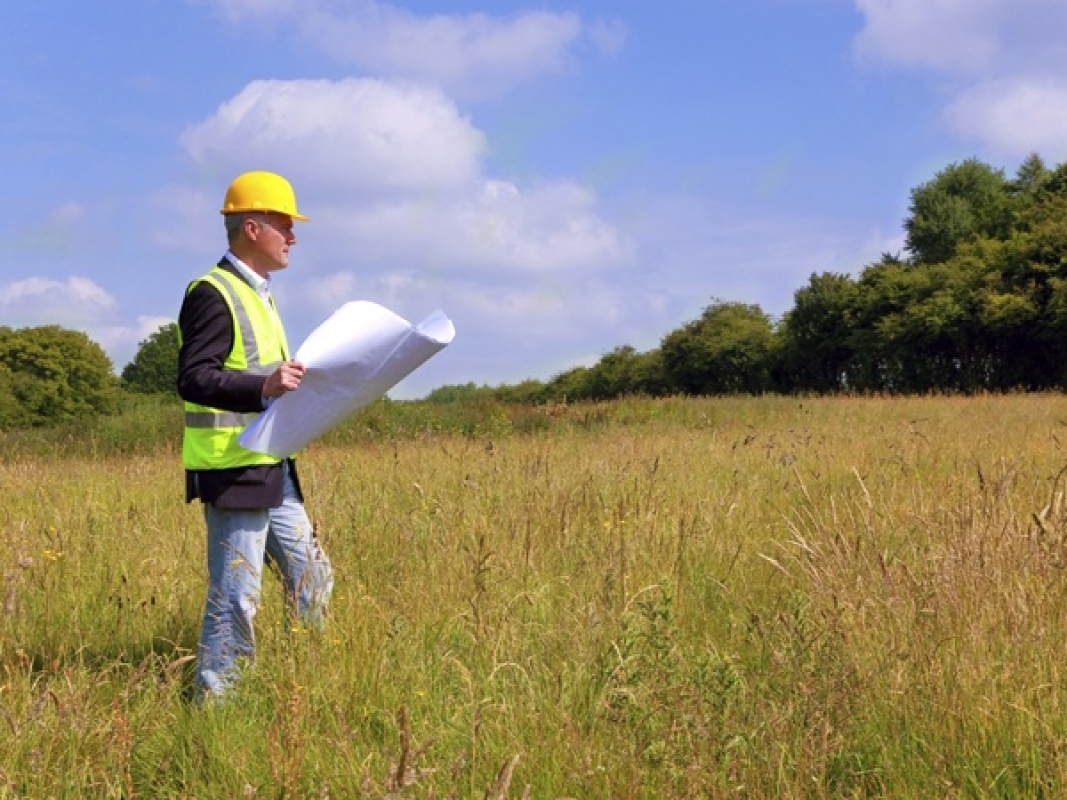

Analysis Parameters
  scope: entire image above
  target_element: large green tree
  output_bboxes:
[122,322,180,394]
[777,272,859,392]
[905,158,1014,265]
[660,300,774,395]
[577,345,669,400]
[0,325,120,427]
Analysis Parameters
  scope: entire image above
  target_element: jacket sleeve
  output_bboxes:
[177,281,268,413]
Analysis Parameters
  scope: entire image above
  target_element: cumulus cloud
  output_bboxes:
[0,277,117,326]
[197,0,620,100]
[853,0,1003,73]
[74,315,175,373]
[303,177,633,279]
[854,0,1067,73]
[93,315,175,356]
[944,79,1067,161]
[302,6,582,100]
[182,79,485,196]
[0,275,174,372]
[173,77,633,284]
[853,0,1067,159]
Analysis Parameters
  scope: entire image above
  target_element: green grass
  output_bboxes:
[3,393,1067,797]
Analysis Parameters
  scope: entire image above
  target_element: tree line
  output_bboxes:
[4,153,1067,428]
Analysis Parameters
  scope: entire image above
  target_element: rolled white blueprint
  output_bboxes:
[238,301,455,458]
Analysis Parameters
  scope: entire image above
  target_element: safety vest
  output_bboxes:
[182,266,290,470]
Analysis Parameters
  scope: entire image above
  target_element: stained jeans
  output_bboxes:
[195,466,333,698]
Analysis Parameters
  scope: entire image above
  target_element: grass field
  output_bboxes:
[3,393,1067,798]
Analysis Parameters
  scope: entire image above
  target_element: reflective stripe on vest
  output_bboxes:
[205,269,268,372]
[185,411,261,429]
[182,266,289,470]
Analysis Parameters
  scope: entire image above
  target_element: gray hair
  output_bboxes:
[224,212,250,245]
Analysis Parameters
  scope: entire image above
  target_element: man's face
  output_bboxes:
[246,213,296,274]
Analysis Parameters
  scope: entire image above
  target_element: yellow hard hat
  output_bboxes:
[220,171,309,221]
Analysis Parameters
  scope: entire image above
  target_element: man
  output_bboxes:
[177,170,333,699]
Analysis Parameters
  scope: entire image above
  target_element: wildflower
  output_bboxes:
[43,549,63,562]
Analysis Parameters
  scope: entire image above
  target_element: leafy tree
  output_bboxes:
[978,192,1067,388]
[544,366,594,403]
[660,300,774,395]
[1035,159,1067,201]
[905,158,1013,264]
[0,325,120,427]
[580,345,670,400]
[497,378,551,404]
[0,360,30,429]
[777,272,859,392]
[1010,153,1051,199]
[122,322,180,394]
[424,382,494,404]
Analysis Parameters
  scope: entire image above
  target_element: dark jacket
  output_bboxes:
[177,258,302,509]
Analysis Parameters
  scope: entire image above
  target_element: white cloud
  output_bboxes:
[78,315,176,371]
[0,277,176,372]
[303,6,583,100]
[853,0,1002,73]
[944,79,1067,161]
[309,177,631,273]
[196,0,617,100]
[469,179,633,272]
[0,277,117,326]
[92,315,175,360]
[134,316,175,340]
[854,0,1067,74]
[0,277,165,370]
[181,79,485,197]
[296,271,361,311]
[853,0,1067,159]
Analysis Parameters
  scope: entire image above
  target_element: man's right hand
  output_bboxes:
[262,360,306,399]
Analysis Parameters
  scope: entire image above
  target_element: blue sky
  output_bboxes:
[3,0,1067,397]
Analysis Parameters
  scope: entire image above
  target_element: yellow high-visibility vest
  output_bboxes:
[181,267,289,470]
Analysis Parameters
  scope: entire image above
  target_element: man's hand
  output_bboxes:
[262,360,306,399]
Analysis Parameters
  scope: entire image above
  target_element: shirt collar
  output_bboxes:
[224,251,271,296]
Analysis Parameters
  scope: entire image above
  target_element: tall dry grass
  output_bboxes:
[2,393,1067,797]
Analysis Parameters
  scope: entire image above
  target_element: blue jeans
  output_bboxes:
[195,466,333,698]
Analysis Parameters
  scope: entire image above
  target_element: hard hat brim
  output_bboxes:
[220,207,309,222]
